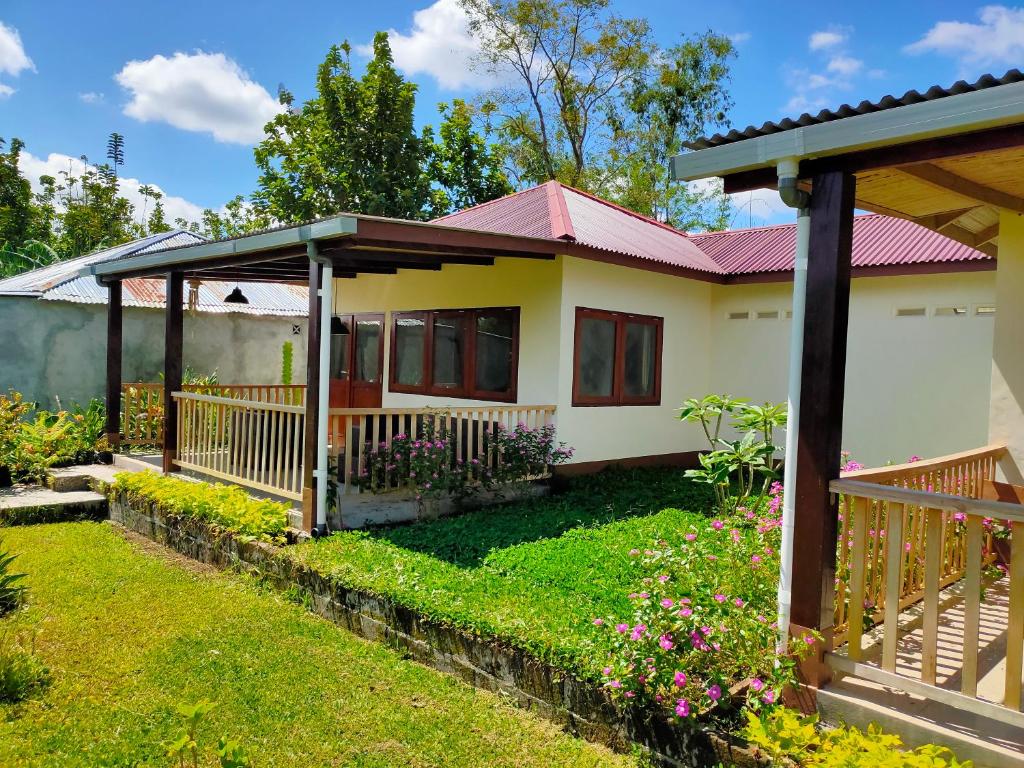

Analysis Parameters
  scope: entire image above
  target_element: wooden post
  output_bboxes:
[790,170,856,686]
[162,272,184,473]
[105,280,123,448]
[302,260,322,531]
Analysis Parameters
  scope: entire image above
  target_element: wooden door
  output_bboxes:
[329,313,384,408]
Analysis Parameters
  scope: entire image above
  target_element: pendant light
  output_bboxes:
[224,284,249,305]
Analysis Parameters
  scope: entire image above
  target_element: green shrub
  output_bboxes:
[110,471,291,544]
[741,708,972,767]
[0,539,27,615]
[2,393,107,482]
[0,391,31,477]
[0,631,49,704]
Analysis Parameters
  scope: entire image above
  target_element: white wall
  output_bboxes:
[711,271,996,467]
[990,211,1024,478]
[333,256,563,409]
[555,257,712,463]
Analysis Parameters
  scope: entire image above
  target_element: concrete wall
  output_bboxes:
[711,271,996,467]
[0,296,307,407]
[990,211,1024,479]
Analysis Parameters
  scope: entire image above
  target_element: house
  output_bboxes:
[0,230,309,407]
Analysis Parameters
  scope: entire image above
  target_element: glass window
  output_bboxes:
[353,319,382,383]
[393,316,426,387]
[432,315,466,391]
[475,312,514,394]
[329,318,351,380]
[623,321,657,398]
[576,316,616,398]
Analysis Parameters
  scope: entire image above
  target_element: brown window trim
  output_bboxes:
[572,307,663,407]
[389,307,520,403]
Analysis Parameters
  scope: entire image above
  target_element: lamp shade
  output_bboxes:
[224,286,249,305]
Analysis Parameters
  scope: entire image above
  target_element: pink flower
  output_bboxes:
[733,598,745,607]
[707,685,722,701]
[609,680,622,689]
[675,699,691,718]
[714,593,726,603]
[658,574,670,583]
[678,608,693,618]
[679,598,691,605]
[629,548,640,556]
[602,666,612,676]
[684,533,697,542]
[624,691,635,698]
[673,671,687,687]
[804,635,816,645]
[629,624,647,641]
[638,592,650,599]
[660,598,674,609]
[593,618,604,626]
[751,555,762,564]
[762,690,776,704]
[750,678,764,692]
[711,520,724,530]
[615,623,629,634]
[659,635,674,651]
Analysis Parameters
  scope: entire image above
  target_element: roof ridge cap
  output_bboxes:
[544,180,576,241]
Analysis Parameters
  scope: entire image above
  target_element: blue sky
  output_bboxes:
[1,1,1021,228]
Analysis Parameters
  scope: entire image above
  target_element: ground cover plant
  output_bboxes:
[0,522,635,767]
[111,470,290,544]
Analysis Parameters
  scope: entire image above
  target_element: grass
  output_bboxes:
[0,522,638,768]
[288,468,715,675]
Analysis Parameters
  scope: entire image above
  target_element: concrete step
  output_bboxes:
[46,464,123,493]
[0,484,107,525]
[818,675,1024,767]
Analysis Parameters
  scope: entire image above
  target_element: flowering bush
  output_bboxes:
[594,483,817,722]
[355,417,572,500]
[1,393,107,482]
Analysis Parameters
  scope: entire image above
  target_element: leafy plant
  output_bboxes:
[111,471,290,544]
[3,395,108,482]
[678,394,786,515]
[0,538,27,615]
[165,700,251,768]
[281,341,293,386]
[0,391,31,476]
[742,707,972,767]
[0,630,49,703]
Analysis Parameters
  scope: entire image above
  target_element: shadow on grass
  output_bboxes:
[363,467,715,568]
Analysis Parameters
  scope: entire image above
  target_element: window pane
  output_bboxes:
[475,312,514,393]
[624,321,657,398]
[329,318,350,380]
[394,317,425,387]
[432,315,466,390]
[577,316,616,398]
[353,319,382,383]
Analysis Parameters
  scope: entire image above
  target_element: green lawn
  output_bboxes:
[0,522,638,768]
[288,468,715,675]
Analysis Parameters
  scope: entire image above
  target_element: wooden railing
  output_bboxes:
[328,405,557,493]
[828,445,1024,726]
[173,391,305,501]
[833,445,1004,641]
[121,383,306,446]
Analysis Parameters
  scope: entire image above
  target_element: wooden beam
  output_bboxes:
[301,260,321,532]
[791,169,856,684]
[913,207,979,231]
[162,272,184,473]
[899,163,1024,214]
[976,222,1000,246]
[105,281,122,448]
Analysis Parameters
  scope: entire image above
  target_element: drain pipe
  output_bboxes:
[776,157,810,655]
[310,241,333,533]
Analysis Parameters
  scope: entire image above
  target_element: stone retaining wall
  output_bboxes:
[107,490,768,768]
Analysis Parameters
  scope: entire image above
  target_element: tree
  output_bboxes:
[48,161,135,257]
[199,195,265,240]
[461,0,654,189]
[254,34,431,222]
[427,100,512,217]
[605,32,736,229]
[0,137,52,250]
[106,132,125,179]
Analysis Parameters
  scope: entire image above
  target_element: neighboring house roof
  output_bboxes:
[0,230,309,317]
[687,69,1024,150]
[434,180,727,275]
[690,214,992,277]
[435,181,991,280]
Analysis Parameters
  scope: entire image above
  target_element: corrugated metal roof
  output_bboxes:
[688,69,1024,150]
[435,180,726,274]
[0,230,309,316]
[690,213,991,275]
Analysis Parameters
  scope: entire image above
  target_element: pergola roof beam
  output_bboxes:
[898,163,1024,214]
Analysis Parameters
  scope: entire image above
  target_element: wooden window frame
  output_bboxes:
[572,307,663,407]
[389,307,520,403]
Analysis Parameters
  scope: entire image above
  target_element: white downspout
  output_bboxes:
[775,157,810,655]
[315,260,333,532]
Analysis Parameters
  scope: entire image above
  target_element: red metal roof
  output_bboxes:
[436,182,989,278]
[690,214,991,275]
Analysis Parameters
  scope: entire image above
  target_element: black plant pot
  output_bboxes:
[0,465,11,488]
[97,450,114,465]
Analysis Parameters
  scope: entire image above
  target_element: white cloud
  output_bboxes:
[18,151,207,226]
[115,51,282,144]
[905,5,1024,68]
[362,0,487,90]
[687,177,794,229]
[0,21,33,97]
[78,91,104,104]
[809,29,846,51]
[827,55,863,77]
[781,92,830,115]
[729,32,752,45]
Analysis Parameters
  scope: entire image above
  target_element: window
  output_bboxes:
[390,307,519,401]
[572,307,663,406]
